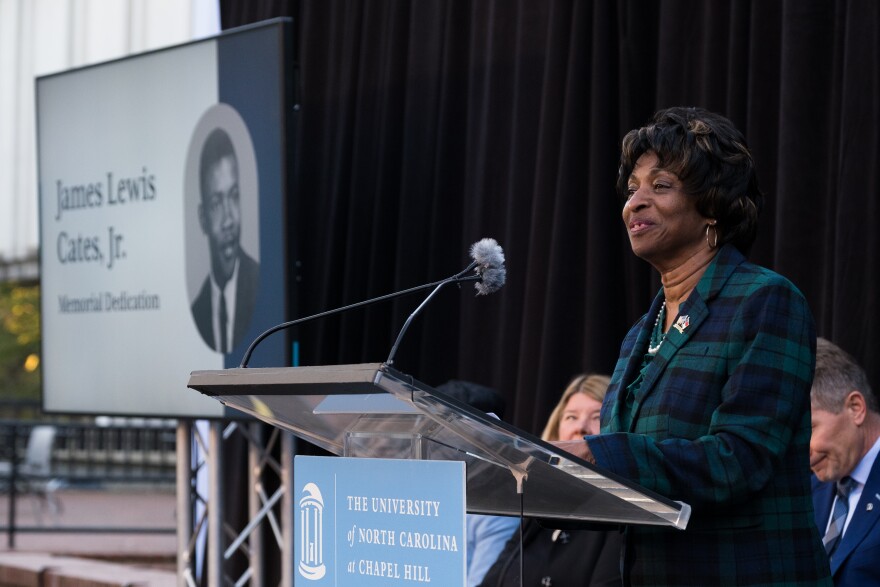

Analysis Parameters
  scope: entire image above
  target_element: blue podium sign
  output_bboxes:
[294,456,466,586]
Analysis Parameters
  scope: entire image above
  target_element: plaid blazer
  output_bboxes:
[588,245,832,586]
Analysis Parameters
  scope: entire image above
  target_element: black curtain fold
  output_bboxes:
[221,0,880,434]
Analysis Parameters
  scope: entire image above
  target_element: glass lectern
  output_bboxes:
[187,362,690,529]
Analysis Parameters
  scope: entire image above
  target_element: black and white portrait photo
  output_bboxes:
[185,104,260,354]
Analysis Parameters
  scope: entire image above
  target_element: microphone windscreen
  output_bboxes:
[470,238,504,268]
[475,266,505,295]
[470,238,506,295]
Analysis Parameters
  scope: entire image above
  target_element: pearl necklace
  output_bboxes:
[647,301,667,355]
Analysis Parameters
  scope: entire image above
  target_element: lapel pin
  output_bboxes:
[673,315,690,334]
[869,503,874,511]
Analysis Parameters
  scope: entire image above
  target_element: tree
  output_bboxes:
[0,283,41,401]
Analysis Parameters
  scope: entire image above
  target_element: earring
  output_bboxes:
[706,222,718,249]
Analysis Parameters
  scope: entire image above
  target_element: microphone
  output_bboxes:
[385,238,505,366]
[239,238,506,368]
[469,237,506,295]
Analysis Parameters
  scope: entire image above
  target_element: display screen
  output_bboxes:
[37,20,291,417]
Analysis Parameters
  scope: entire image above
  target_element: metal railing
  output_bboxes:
[1,420,176,482]
[0,418,178,548]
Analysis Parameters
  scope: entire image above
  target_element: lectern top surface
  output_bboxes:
[188,363,690,529]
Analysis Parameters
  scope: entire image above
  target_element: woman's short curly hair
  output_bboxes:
[616,107,764,254]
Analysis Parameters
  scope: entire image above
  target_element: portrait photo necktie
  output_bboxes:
[219,290,228,353]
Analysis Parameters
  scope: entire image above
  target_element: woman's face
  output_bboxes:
[557,392,603,440]
[622,151,710,268]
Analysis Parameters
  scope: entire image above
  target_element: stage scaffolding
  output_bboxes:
[177,420,295,587]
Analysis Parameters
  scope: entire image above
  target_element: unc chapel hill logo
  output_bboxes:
[299,482,326,581]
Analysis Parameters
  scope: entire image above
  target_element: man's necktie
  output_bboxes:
[823,476,855,557]
[219,290,228,354]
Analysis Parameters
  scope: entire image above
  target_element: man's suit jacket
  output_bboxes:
[813,459,880,585]
[191,250,259,353]
[587,245,831,586]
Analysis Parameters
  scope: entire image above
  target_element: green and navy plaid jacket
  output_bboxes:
[588,244,832,586]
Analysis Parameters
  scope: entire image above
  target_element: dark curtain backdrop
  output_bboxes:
[220,0,880,435]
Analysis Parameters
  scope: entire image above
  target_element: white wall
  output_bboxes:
[0,0,220,262]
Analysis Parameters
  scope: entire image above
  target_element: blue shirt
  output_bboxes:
[466,514,519,586]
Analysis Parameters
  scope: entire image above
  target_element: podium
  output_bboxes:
[187,362,689,529]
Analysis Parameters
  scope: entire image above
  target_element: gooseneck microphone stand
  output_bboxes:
[239,262,481,368]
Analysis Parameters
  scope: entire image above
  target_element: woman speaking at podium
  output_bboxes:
[562,107,831,586]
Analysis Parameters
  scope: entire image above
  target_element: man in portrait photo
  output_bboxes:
[191,127,259,353]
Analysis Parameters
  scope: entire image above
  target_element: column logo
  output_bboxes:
[298,482,326,581]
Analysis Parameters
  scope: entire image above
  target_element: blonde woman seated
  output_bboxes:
[479,374,623,587]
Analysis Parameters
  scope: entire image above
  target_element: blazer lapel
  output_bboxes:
[627,245,744,412]
[609,293,663,431]
[830,459,880,575]
[634,295,709,402]
[624,293,663,381]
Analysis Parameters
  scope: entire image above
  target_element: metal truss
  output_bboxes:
[176,420,295,587]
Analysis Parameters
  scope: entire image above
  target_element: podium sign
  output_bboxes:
[294,456,466,586]
[188,363,691,529]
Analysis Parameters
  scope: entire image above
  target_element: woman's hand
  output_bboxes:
[550,439,597,465]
